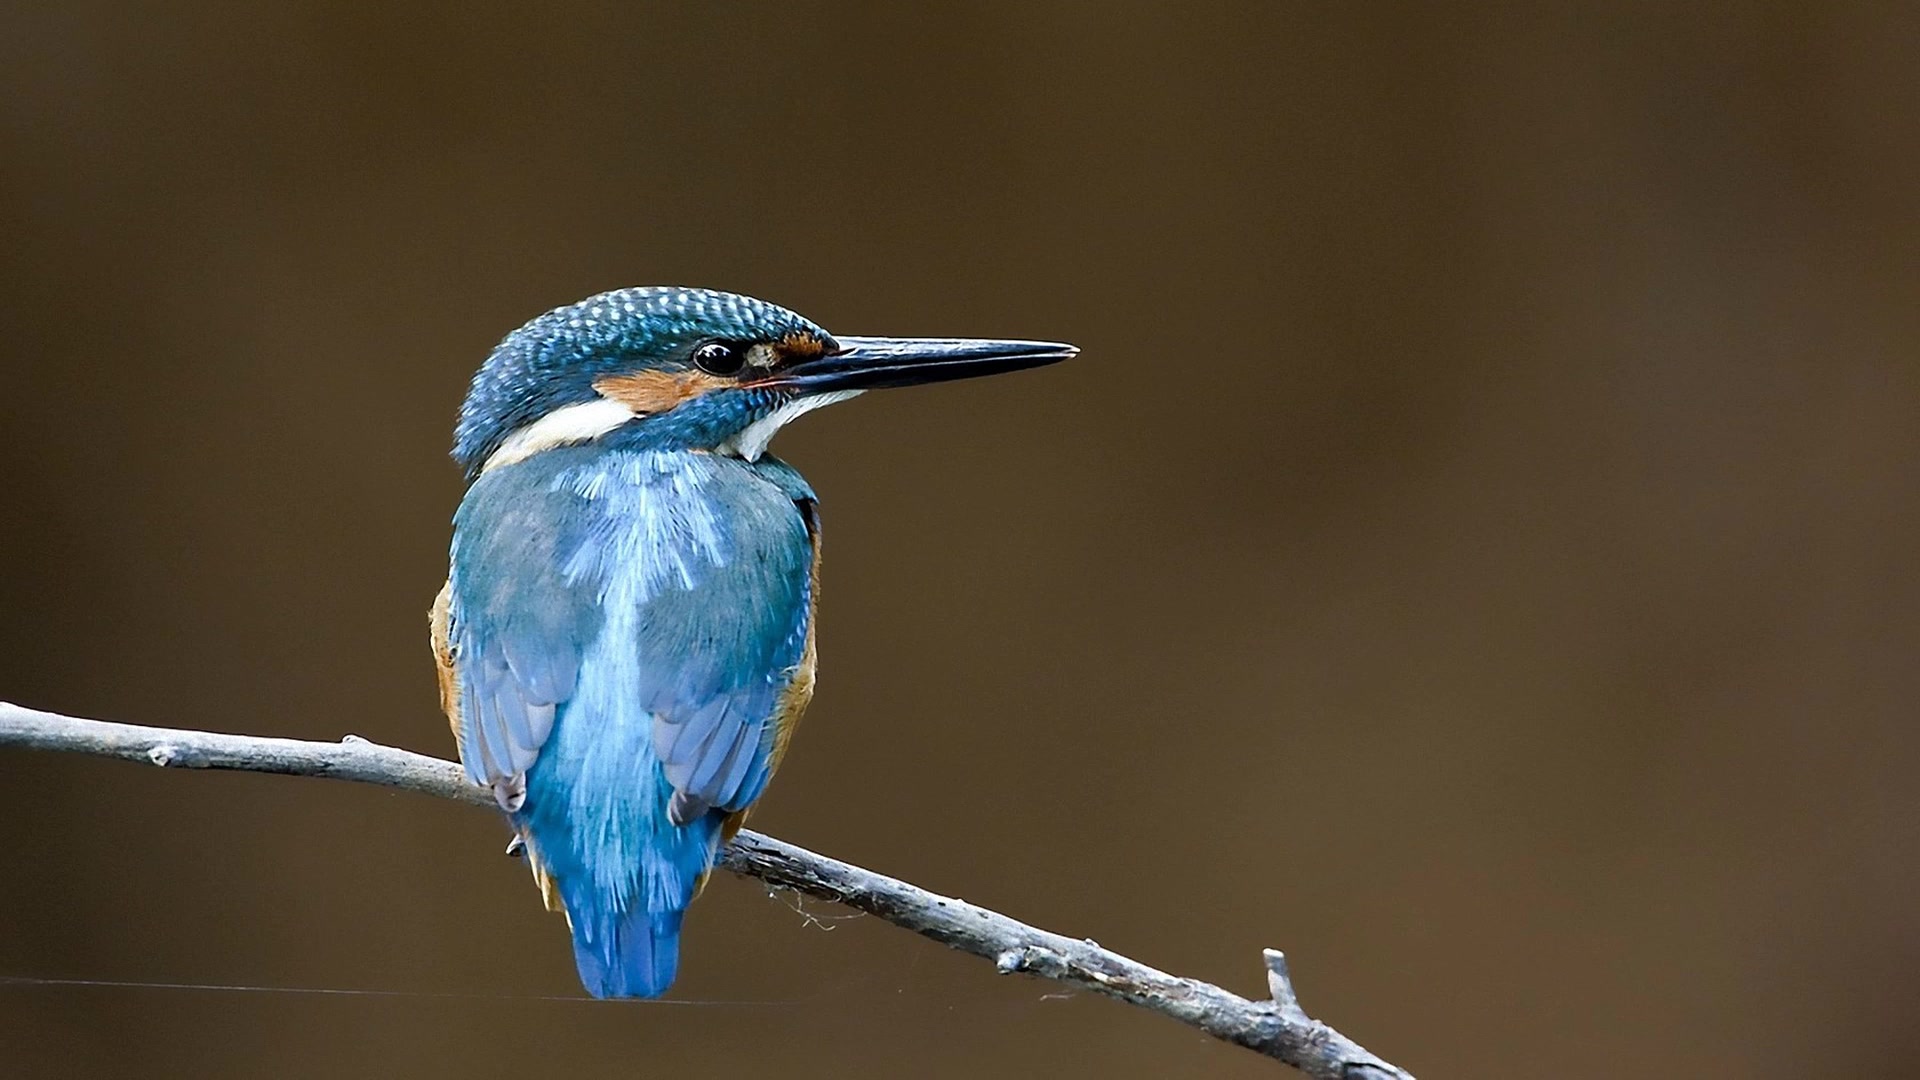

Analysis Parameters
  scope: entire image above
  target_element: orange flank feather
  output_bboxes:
[429,580,563,913]
[429,580,460,741]
[719,499,821,845]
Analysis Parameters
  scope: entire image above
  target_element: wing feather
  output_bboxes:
[444,463,598,812]
[443,448,818,828]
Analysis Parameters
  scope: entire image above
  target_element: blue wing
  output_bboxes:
[447,448,815,821]
[445,466,594,810]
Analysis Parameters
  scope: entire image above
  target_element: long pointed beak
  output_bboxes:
[770,336,1077,394]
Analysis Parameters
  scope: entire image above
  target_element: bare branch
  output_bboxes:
[0,700,1413,1078]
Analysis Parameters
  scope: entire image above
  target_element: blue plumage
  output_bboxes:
[438,287,1072,998]
[451,446,813,996]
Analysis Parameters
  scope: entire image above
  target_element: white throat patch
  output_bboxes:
[720,390,865,461]
[480,388,864,472]
[480,398,635,474]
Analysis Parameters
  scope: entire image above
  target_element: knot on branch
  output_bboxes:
[1264,949,1415,1080]
[995,943,1080,979]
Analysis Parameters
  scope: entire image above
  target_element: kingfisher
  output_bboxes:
[430,287,1074,998]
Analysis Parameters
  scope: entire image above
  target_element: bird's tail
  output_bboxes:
[535,814,718,999]
[565,895,684,999]
[517,715,723,999]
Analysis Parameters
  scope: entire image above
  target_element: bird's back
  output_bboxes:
[441,445,819,996]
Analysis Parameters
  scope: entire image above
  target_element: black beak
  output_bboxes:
[771,336,1077,394]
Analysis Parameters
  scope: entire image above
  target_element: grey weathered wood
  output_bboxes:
[0,700,1412,1078]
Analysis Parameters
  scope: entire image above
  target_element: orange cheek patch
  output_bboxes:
[592,370,731,414]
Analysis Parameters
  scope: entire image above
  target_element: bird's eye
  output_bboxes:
[692,342,744,376]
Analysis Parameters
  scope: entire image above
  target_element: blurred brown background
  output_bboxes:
[1,4,1915,1078]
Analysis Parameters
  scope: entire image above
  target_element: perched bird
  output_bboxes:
[431,287,1074,998]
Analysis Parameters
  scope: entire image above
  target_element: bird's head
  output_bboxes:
[453,287,1076,478]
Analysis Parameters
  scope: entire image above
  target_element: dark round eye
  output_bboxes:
[692,342,744,376]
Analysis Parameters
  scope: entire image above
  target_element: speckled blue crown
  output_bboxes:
[453,287,829,476]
